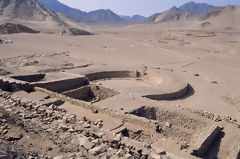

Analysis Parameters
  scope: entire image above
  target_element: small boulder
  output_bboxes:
[165,122,172,128]
[211,81,218,84]
[112,134,122,143]
[53,156,67,159]
[180,142,189,150]
[154,147,166,155]
[7,133,23,141]
[82,116,87,122]
[116,149,126,158]
[91,129,105,138]
[155,125,163,133]
[74,125,84,133]
[82,122,91,128]
[4,40,13,44]
[75,135,94,150]
[92,109,98,114]
[89,145,107,155]
[63,114,77,124]
[82,139,94,150]
[59,124,69,131]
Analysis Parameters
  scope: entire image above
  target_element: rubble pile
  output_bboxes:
[0,90,181,159]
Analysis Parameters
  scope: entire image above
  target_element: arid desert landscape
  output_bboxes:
[0,0,240,159]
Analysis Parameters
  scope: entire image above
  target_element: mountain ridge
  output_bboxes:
[201,5,239,20]
[0,0,67,26]
[39,0,126,24]
[144,6,196,24]
[179,1,215,15]
[120,15,146,23]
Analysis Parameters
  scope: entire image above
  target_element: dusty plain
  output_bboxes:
[0,18,240,159]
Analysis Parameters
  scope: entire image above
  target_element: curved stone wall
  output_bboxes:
[142,84,189,100]
[11,74,45,83]
[85,71,141,81]
[31,77,88,93]
[0,70,191,101]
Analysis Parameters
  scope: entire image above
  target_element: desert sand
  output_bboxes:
[0,5,240,159]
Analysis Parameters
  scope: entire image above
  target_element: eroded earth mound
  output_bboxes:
[61,28,93,36]
[0,23,40,34]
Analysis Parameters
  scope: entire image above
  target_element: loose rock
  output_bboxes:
[7,133,23,141]
[89,145,107,155]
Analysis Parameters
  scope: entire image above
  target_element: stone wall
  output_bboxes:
[143,84,189,100]
[0,77,32,92]
[192,125,222,157]
[85,71,141,81]
[11,74,45,83]
[0,78,12,91]
[31,77,88,93]
[0,75,89,93]
[63,86,91,100]
[34,87,156,131]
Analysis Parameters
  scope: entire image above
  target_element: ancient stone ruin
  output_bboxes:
[0,53,239,159]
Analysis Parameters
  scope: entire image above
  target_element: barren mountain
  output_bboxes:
[179,1,214,15]
[39,0,126,25]
[1,0,58,21]
[0,0,66,26]
[39,0,87,21]
[86,9,126,24]
[200,5,240,29]
[120,15,146,23]
[145,7,196,23]
[202,5,240,20]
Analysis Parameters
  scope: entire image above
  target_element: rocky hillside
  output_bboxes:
[0,0,55,20]
[179,1,214,15]
[144,7,196,23]
[39,0,126,25]
[199,5,240,29]
[39,0,87,21]
[120,15,146,23]
[201,5,240,20]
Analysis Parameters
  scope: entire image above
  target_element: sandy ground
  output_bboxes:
[0,24,240,120]
[0,21,240,159]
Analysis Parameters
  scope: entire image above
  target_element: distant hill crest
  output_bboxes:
[0,0,66,25]
[144,6,196,23]
[39,0,127,24]
[120,15,146,23]
[179,1,215,15]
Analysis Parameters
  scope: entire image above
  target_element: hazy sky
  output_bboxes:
[58,0,240,16]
